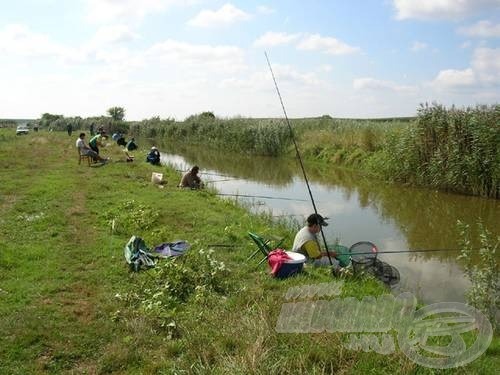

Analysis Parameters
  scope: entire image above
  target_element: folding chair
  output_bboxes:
[247,231,285,266]
[77,148,92,166]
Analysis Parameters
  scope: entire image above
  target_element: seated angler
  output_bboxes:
[179,165,203,189]
[146,146,161,165]
[76,133,109,164]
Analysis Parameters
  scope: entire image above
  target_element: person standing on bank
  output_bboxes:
[292,213,340,271]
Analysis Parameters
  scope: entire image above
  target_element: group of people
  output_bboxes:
[76,127,137,164]
[76,132,109,164]
[76,127,340,273]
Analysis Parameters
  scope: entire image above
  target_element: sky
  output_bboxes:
[0,0,499,120]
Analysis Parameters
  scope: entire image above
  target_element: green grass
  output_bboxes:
[0,129,498,374]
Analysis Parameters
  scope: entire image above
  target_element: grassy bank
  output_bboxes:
[0,129,498,374]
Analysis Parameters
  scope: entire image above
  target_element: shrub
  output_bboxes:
[117,249,230,332]
[457,220,499,330]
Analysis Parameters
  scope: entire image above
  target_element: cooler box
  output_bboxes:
[276,251,306,279]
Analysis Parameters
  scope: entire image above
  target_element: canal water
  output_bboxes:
[144,140,500,304]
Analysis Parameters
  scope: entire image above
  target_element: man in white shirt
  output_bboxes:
[292,213,341,272]
[76,133,109,163]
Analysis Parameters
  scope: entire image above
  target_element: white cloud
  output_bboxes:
[432,68,477,89]
[257,5,275,15]
[253,31,301,47]
[472,47,500,84]
[91,25,139,46]
[458,20,500,38]
[146,39,246,72]
[353,78,417,93]
[297,34,360,55]
[84,0,175,24]
[432,47,500,90]
[269,64,323,86]
[411,41,428,52]
[393,0,500,20]
[319,64,333,73]
[460,40,472,48]
[220,65,324,91]
[0,24,69,59]
[187,3,251,28]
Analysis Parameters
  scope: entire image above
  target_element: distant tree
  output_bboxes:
[200,111,215,120]
[107,107,125,122]
[39,113,63,129]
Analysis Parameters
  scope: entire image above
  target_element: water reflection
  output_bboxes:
[157,141,298,186]
[143,139,500,304]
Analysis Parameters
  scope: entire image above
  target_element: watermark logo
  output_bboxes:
[275,282,493,369]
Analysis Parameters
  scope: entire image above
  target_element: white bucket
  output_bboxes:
[151,172,163,184]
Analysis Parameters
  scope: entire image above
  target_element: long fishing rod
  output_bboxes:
[205,178,242,183]
[215,192,308,202]
[176,169,237,178]
[340,248,461,256]
[208,244,464,254]
[265,52,334,266]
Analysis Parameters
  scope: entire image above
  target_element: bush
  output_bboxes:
[117,249,230,332]
[457,220,499,330]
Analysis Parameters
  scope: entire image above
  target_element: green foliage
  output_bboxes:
[40,112,64,129]
[107,106,126,122]
[2,129,497,374]
[130,116,293,156]
[0,119,17,128]
[117,249,230,331]
[457,220,499,330]
[102,200,160,235]
[371,103,500,197]
[299,104,499,198]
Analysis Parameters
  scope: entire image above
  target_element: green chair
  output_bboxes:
[247,231,285,266]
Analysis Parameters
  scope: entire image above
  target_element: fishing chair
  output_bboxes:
[77,148,92,166]
[247,231,285,266]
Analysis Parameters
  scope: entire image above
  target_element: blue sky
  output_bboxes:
[0,0,499,120]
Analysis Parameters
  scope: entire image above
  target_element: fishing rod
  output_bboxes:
[176,169,237,178]
[265,52,334,266]
[215,193,308,202]
[205,178,243,183]
[340,248,461,256]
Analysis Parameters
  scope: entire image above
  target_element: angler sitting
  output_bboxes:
[146,146,161,165]
[76,132,109,164]
[292,213,342,274]
[179,165,203,189]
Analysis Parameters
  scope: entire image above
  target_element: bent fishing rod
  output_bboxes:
[265,52,334,266]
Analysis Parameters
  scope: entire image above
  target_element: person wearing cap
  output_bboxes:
[292,213,340,269]
[179,166,203,189]
[146,146,161,165]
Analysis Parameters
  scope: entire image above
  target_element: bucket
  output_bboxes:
[275,251,306,279]
[151,172,163,184]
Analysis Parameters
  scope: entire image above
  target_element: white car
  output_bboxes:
[16,125,29,135]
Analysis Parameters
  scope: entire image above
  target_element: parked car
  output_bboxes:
[16,125,29,135]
